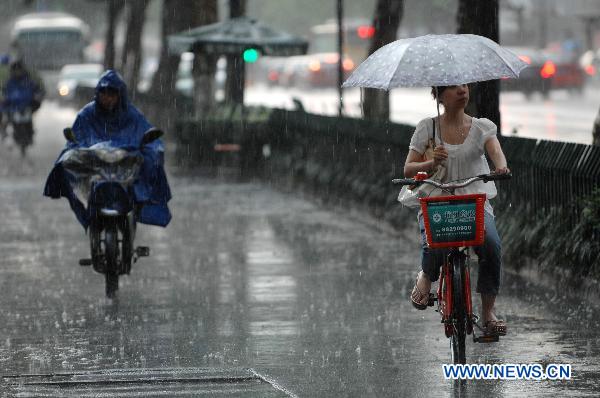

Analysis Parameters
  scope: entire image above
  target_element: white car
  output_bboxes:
[137,53,226,98]
[57,63,103,103]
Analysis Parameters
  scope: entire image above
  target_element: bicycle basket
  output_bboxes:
[420,193,486,248]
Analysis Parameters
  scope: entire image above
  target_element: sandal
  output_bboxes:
[410,272,430,310]
[483,319,507,336]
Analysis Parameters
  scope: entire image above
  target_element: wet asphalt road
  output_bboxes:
[0,102,599,397]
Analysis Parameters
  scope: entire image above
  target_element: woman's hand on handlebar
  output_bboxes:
[481,169,512,182]
[492,166,510,175]
[433,145,448,168]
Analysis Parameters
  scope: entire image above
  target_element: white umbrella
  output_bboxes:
[342,34,528,90]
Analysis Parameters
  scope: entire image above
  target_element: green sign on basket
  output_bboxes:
[426,199,478,244]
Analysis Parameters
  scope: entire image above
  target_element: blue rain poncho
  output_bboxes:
[43,70,172,228]
[2,66,44,112]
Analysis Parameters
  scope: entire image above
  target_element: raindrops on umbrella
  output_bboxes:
[342,34,529,90]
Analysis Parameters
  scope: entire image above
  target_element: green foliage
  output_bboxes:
[499,188,600,278]
[581,188,600,226]
[214,104,272,122]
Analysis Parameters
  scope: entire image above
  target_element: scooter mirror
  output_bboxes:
[140,128,164,147]
[63,127,77,143]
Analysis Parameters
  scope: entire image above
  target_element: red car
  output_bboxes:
[501,47,553,98]
[545,52,586,94]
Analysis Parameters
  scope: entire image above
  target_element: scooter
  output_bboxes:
[60,127,163,298]
[4,106,34,157]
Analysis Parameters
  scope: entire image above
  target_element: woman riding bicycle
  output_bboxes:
[405,84,509,336]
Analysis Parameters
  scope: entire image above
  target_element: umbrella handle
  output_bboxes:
[434,87,444,146]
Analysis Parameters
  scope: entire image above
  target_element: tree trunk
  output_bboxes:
[151,0,206,98]
[192,0,218,116]
[362,0,404,120]
[150,0,217,128]
[225,0,247,106]
[104,0,125,70]
[151,0,178,99]
[121,0,148,94]
[456,0,501,132]
[593,109,600,146]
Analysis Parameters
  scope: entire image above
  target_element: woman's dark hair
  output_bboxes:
[431,86,449,100]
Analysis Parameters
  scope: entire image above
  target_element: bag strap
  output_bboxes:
[431,117,436,149]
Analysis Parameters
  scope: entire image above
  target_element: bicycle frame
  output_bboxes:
[393,172,511,363]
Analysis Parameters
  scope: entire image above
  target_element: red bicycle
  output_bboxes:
[393,172,511,364]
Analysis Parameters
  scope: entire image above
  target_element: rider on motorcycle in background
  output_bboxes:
[1,59,44,154]
[43,69,172,229]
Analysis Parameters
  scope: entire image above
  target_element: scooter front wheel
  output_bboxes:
[104,224,119,298]
[105,272,119,298]
[12,121,34,157]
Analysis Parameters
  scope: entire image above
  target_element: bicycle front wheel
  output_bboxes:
[450,255,467,364]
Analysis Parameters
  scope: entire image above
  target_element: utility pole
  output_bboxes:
[226,0,247,106]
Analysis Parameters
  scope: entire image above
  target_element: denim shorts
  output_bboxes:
[418,210,502,295]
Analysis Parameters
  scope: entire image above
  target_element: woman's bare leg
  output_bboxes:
[411,271,432,306]
[481,293,496,323]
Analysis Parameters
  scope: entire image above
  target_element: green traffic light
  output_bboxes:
[243,48,259,63]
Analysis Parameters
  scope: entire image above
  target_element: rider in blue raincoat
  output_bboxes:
[43,69,172,228]
[1,60,44,149]
[2,60,44,112]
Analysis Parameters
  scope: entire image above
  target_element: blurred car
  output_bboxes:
[501,47,553,98]
[259,57,288,87]
[57,63,103,104]
[278,55,312,87]
[137,52,225,98]
[579,49,600,82]
[174,52,195,97]
[137,58,159,93]
[545,51,586,94]
[304,53,355,88]
[276,53,354,89]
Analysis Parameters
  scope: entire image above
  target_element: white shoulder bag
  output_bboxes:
[398,118,447,208]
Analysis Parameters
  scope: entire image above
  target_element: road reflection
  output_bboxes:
[1,102,600,396]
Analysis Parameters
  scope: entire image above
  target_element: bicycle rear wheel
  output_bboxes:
[450,254,467,364]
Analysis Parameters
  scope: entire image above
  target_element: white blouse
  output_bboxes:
[408,116,498,214]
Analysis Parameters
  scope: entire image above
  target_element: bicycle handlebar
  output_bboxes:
[478,172,512,182]
[392,172,512,190]
[392,178,417,186]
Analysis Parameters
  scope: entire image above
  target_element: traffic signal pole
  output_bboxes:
[227,0,247,106]
[337,0,344,117]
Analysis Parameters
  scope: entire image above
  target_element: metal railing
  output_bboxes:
[268,109,600,224]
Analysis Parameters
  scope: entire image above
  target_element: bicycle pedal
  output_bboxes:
[474,334,499,343]
[427,293,437,306]
[135,246,150,257]
[79,258,92,266]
